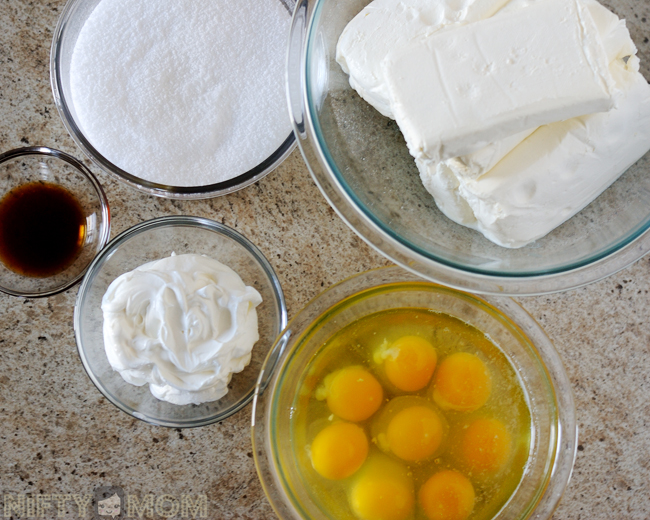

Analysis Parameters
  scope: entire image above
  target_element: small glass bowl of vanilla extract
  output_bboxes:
[0,147,110,297]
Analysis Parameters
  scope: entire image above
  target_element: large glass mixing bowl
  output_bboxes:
[252,267,577,519]
[287,0,650,295]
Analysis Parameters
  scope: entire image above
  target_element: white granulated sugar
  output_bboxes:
[70,0,292,187]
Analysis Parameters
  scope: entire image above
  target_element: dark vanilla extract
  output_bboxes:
[0,182,86,277]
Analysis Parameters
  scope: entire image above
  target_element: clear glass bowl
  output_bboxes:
[50,0,296,200]
[287,0,650,295]
[0,146,110,298]
[75,216,287,427]
[252,267,577,520]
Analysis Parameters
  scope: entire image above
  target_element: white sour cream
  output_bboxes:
[101,254,263,405]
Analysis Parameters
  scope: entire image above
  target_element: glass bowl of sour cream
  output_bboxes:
[51,0,295,199]
[74,216,287,427]
[252,267,577,520]
[287,0,650,295]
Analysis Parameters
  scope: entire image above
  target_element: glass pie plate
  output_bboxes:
[286,0,650,295]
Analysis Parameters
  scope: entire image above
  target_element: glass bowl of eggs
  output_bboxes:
[252,266,577,520]
[287,0,650,295]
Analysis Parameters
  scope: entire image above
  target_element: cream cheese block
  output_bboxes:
[417,0,650,247]
[337,0,636,178]
[419,56,650,248]
[382,0,617,162]
[336,0,512,118]
[442,0,641,181]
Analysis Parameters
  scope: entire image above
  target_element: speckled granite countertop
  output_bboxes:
[1,1,649,519]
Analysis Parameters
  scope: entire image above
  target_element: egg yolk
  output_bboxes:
[310,422,369,480]
[432,352,492,412]
[350,458,414,520]
[462,418,512,473]
[419,470,475,520]
[324,366,383,422]
[386,406,444,461]
[382,336,437,392]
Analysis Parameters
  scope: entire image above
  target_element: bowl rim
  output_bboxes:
[252,266,578,520]
[0,145,111,298]
[74,215,288,428]
[50,0,297,200]
[288,0,650,296]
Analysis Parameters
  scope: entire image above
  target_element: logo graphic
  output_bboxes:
[98,494,121,518]
[93,486,125,520]
[2,490,208,518]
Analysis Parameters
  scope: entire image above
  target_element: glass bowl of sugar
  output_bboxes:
[51,0,296,199]
[287,0,650,295]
